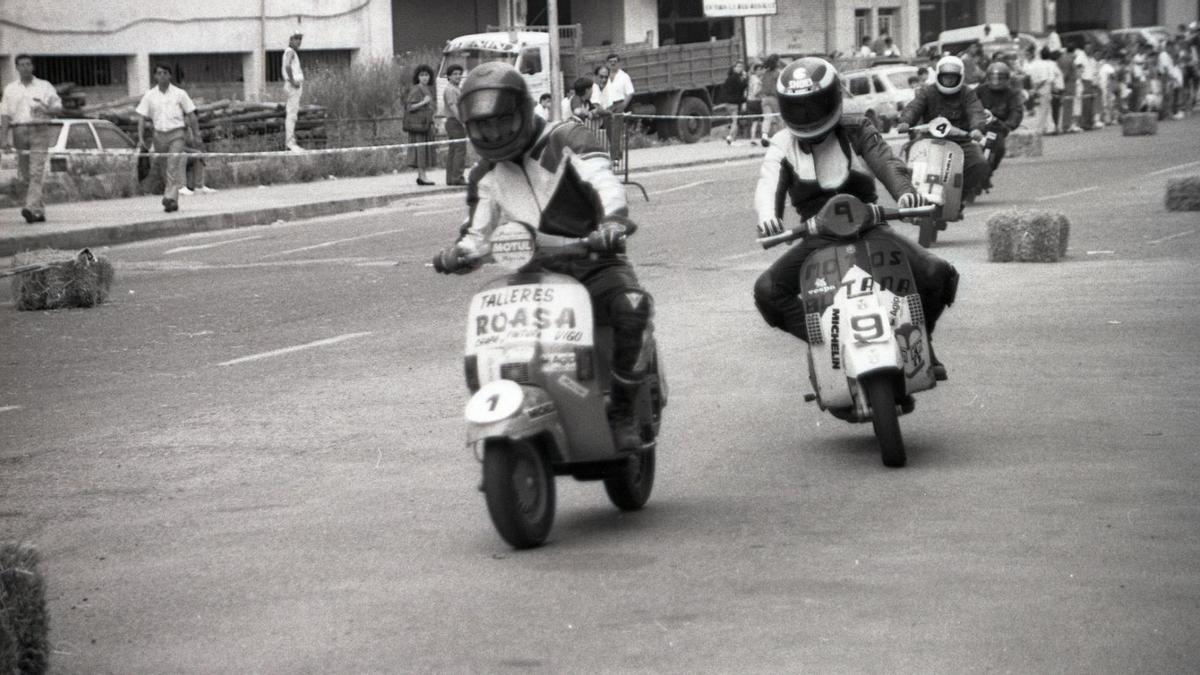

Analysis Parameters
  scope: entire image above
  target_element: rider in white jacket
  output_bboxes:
[436,63,652,451]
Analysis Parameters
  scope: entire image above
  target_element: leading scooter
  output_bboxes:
[434,222,667,549]
[902,115,970,248]
[758,194,938,467]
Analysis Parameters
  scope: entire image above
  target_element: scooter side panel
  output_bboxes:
[800,245,858,408]
[909,138,965,222]
[858,236,936,394]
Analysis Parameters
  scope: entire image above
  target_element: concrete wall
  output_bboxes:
[623,0,659,46]
[0,0,392,100]
[571,0,621,46]
[753,0,919,58]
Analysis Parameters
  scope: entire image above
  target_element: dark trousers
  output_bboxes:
[444,118,467,184]
[958,139,992,195]
[753,225,958,343]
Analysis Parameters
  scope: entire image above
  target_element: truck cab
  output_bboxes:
[436,32,552,121]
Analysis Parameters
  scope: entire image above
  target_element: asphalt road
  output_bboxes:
[3,120,1200,673]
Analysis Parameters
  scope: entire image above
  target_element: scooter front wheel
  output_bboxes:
[863,374,906,468]
[604,449,656,511]
[483,440,556,548]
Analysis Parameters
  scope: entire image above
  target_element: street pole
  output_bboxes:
[547,0,562,121]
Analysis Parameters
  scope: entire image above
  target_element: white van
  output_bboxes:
[436,32,552,122]
[936,23,1012,55]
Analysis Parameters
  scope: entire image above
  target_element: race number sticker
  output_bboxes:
[465,283,593,353]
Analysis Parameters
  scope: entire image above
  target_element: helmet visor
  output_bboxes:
[936,71,963,90]
[779,84,842,134]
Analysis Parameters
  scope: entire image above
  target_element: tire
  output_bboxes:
[863,374,906,468]
[483,440,555,549]
[917,217,938,248]
[604,449,655,511]
[673,97,711,144]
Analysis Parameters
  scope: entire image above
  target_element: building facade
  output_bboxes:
[0,0,394,104]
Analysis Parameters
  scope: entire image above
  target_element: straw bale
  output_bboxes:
[1121,112,1157,136]
[1165,176,1200,211]
[0,543,49,675]
[1005,129,1043,158]
[10,249,115,311]
[987,209,1070,263]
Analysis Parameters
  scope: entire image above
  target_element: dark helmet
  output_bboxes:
[935,55,966,95]
[986,61,1012,90]
[775,57,843,141]
[458,62,538,161]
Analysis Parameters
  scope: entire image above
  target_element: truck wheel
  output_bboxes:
[863,374,906,468]
[673,97,711,144]
[604,449,655,511]
[483,440,555,548]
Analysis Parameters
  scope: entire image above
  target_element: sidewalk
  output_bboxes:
[0,139,767,258]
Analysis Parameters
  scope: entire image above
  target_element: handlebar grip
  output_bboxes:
[896,205,937,218]
[757,227,803,250]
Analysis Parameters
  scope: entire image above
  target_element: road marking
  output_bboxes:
[164,235,264,255]
[721,250,762,261]
[218,332,374,367]
[634,156,760,178]
[0,405,21,414]
[1034,185,1099,202]
[655,179,714,196]
[1086,250,1115,255]
[1148,160,1200,176]
[1147,229,1196,245]
[261,228,408,258]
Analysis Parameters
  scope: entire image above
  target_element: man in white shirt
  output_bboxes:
[1025,48,1062,134]
[282,32,304,151]
[136,64,200,212]
[1,54,63,223]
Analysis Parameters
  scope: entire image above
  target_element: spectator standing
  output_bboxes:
[720,59,748,144]
[282,32,304,152]
[0,54,62,223]
[871,30,890,56]
[565,77,595,122]
[590,65,627,153]
[181,136,217,195]
[1098,57,1117,124]
[136,64,200,213]
[405,64,436,186]
[604,54,635,152]
[745,61,765,141]
[759,54,782,146]
[442,64,466,185]
[881,37,900,57]
[534,93,553,120]
[857,37,876,57]
[1055,47,1078,131]
[1025,48,1062,134]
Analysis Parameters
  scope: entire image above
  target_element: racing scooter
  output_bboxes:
[903,115,968,248]
[434,222,666,549]
[758,194,938,468]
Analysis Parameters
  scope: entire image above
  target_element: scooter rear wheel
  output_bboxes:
[483,440,556,548]
[863,374,907,468]
[604,449,656,511]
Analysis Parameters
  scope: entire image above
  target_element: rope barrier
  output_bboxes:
[0,137,469,159]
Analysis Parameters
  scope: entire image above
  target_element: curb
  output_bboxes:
[1,151,764,257]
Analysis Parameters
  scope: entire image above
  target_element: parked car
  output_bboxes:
[841,64,921,133]
[1,118,138,179]
[1110,26,1172,49]
[1059,29,1111,53]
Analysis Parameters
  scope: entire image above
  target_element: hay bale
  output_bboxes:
[1121,112,1157,136]
[1165,176,1200,211]
[1006,129,1043,158]
[0,543,50,675]
[10,248,115,311]
[986,209,1070,262]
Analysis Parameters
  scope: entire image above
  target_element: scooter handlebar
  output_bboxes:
[755,205,936,250]
[757,225,808,250]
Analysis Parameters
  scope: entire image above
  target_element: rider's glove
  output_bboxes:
[588,219,629,254]
[970,128,985,143]
[757,217,785,237]
[898,192,930,209]
[896,122,910,134]
[432,246,467,274]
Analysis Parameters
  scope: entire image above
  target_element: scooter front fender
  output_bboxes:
[465,381,569,462]
[843,340,902,379]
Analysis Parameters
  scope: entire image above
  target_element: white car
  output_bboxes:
[841,65,922,133]
[2,118,138,180]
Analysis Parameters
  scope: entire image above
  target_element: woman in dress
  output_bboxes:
[406,64,436,185]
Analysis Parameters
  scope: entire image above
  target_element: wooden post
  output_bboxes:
[548,0,563,122]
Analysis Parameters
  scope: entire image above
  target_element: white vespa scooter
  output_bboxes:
[758,194,938,467]
[434,222,666,549]
[903,115,969,248]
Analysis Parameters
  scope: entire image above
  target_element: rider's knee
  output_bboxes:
[610,288,653,334]
[753,270,776,306]
[941,263,960,307]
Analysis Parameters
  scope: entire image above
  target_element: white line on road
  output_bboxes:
[1148,160,1200,176]
[412,206,463,217]
[218,332,374,367]
[261,228,408,258]
[0,405,22,413]
[1034,185,1100,202]
[164,235,264,255]
[1147,229,1197,245]
[655,179,714,196]
[721,250,762,261]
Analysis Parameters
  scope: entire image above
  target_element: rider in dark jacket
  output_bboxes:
[754,57,958,378]
[975,61,1025,172]
[897,55,992,199]
[434,63,651,450]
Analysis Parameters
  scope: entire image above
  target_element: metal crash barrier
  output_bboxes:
[581,114,649,202]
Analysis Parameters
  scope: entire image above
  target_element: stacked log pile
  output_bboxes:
[80,98,328,147]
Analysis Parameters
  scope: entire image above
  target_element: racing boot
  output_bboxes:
[929,343,948,381]
[608,374,644,452]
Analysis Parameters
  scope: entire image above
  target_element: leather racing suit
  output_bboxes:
[976,84,1025,172]
[458,117,653,387]
[753,115,959,345]
[898,84,992,196]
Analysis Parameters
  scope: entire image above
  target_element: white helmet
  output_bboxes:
[935,55,966,95]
